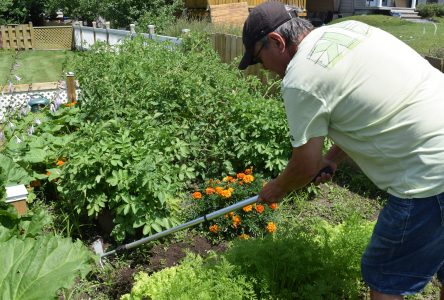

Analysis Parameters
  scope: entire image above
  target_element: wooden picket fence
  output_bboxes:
[0,23,73,50]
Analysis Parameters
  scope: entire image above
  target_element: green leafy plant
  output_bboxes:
[417,3,444,18]
[186,167,279,242]
[0,205,95,300]
[58,118,185,241]
[121,252,257,300]
[0,103,80,203]
[225,217,374,299]
[60,34,290,240]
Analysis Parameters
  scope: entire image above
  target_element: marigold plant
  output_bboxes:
[189,168,278,242]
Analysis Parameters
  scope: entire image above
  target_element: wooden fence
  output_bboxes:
[34,26,73,50]
[185,0,306,12]
[0,23,34,50]
[0,24,72,50]
[211,32,270,80]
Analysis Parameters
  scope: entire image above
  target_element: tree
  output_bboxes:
[44,0,183,29]
[0,0,47,25]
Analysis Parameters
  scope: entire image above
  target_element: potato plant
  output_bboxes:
[60,34,291,240]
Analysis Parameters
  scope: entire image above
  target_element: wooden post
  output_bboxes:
[130,23,136,38]
[0,25,5,49]
[148,25,155,39]
[105,21,110,45]
[79,21,84,50]
[66,72,76,102]
[92,21,97,44]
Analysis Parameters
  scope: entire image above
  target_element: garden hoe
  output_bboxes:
[93,166,333,265]
[93,195,259,266]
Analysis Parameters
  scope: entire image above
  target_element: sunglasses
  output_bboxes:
[252,42,265,65]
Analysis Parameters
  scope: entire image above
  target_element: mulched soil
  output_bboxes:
[148,235,227,272]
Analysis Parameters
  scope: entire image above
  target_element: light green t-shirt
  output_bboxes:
[283,20,444,198]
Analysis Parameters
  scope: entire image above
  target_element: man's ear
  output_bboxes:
[267,32,286,52]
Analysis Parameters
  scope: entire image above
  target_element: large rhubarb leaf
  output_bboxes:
[0,235,95,300]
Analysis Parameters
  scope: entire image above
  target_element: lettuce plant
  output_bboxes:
[121,253,257,300]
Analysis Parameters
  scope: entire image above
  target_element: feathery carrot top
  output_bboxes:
[205,187,215,195]
[192,191,202,199]
[242,174,254,183]
[266,221,277,233]
[242,205,253,212]
[238,233,250,240]
[269,203,278,210]
[209,224,219,233]
[255,204,265,214]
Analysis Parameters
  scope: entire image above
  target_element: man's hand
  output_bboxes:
[258,178,287,205]
[313,163,336,185]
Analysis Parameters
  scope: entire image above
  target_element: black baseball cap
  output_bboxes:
[238,1,294,70]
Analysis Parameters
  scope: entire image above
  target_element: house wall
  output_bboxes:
[340,0,356,13]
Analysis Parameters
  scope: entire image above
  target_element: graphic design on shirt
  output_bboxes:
[330,21,371,36]
[308,22,371,68]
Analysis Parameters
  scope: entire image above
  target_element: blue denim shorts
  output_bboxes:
[361,192,444,295]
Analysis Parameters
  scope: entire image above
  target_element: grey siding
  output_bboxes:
[339,0,355,13]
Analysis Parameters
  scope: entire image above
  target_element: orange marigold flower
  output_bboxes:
[219,189,232,198]
[192,191,202,199]
[242,205,253,212]
[243,174,254,184]
[215,186,224,194]
[238,181,244,185]
[229,212,234,217]
[244,167,253,175]
[232,215,241,228]
[228,187,234,193]
[223,176,233,182]
[64,101,78,107]
[269,203,278,210]
[46,171,51,176]
[209,224,219,233]
[266,222,277,233]
[238,234,250,240]
[56,160,65,166]
[236,173,245,179]
[255,204,265,214]
[205,187,215,195]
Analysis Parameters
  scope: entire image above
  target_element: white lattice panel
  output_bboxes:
[0,89,80,120]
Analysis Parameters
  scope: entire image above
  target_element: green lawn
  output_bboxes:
[0,50,15,85]
[330,15,444,55]
[0,50,75,85]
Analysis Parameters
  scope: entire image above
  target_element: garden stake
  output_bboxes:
[94,195,259,261]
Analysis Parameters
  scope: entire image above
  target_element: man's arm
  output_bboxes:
[259,136,328,204]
